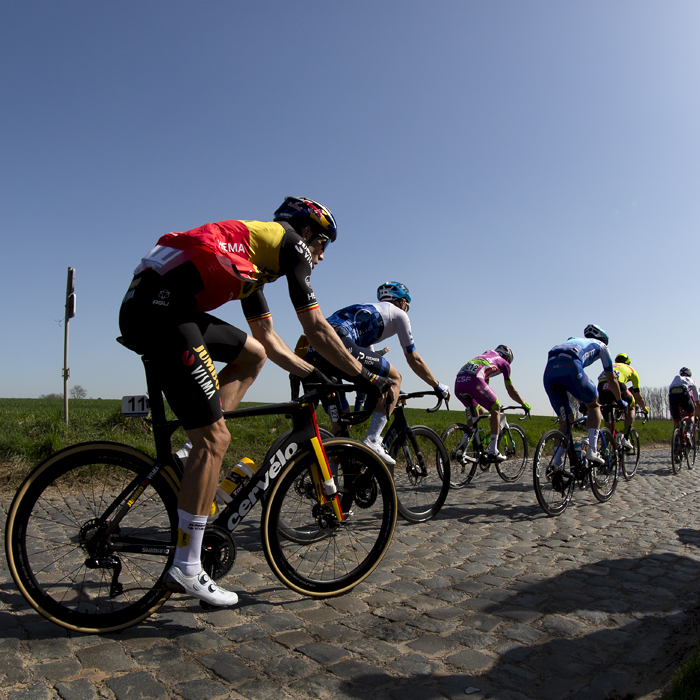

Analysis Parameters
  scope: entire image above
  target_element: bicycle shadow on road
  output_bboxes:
[441,549,700,699]
[337,549,700,699]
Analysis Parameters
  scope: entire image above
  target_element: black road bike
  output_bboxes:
[671,413,696,474]
[602,404,646,480]
[533,417,618,516]
[5,351,397,634]
[313,389,451,524]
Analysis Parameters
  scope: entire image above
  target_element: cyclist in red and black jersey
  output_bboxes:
[119,197,391,607]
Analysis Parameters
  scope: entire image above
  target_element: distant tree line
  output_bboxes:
[639,387,670,420]
[555,389,670,421]
[39,385,88,400]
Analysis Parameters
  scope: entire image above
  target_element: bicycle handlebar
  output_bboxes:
[298,381,379,426]
[499,405,530,421]
[397,389,448,413]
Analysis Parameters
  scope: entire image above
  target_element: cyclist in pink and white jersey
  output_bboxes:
[454,345,530,462]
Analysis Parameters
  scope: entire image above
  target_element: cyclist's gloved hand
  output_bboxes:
[617,398,629,409]
[523,402,532,415]
[289,373,301,400]
[358,366,393,397]
[643,408,650,417]
[435,382,450,401]
[304,367,334,386]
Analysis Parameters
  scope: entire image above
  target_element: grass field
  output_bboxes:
[0,397,674,489]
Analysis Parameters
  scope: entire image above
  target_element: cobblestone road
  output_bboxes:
[2,447,700,700]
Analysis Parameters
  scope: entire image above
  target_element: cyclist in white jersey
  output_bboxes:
[669,367,699,432]
[304,281,450,464]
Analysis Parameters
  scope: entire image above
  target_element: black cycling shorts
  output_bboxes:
[669,387,695,421]
[598,383,634,423]
[119,268,248,429]
[304,327,391,381]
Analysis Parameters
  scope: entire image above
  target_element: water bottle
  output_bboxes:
[581,438,589,463]
[573,440,582,464]
[208,458,257,523]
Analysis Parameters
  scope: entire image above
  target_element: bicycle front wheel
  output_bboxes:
[5,442,179,634]
[262,439,397,597]
[440,423,478,488]
[532,430,573,516]
[590,428,618,502]
[672,429,683,474]
[621,428,641,480]
[389,426,450,523]
[495,425,528,482]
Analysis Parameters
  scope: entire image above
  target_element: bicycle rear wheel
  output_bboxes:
[262,439,397,597]
[440,423,478,488]
[672,429,683,474]
[621,428,641,480]
[590,428,618,502]
[389,426,450,523]
[495,425,528,482]
[5,442,179,634]
[532,430,573,516]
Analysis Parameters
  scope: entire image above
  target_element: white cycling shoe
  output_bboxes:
[165,566,238,607]
[363,438,396,466]
[621,437,634,451]
[586,448,605,465]
[488,449,507,463]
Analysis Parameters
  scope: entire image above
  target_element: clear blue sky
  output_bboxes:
[2,1,699,415]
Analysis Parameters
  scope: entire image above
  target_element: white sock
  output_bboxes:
[172,509,207,577]
[488,435,498,453]
[366,412,388,443]
[553,445,566,466]
[588,429,599,451]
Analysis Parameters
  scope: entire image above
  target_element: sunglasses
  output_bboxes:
[314,232,331,251]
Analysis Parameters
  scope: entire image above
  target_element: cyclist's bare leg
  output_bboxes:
[218,335,266,411]
[489,407,500,438]
[371,364,402,417]
[169,418,239,605]
[179,418,231,515]
[585,400,602,430]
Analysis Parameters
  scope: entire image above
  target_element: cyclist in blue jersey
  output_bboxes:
[304,281,450,464]
[543,324,627,465]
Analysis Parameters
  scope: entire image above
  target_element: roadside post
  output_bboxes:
[63,267,76,424]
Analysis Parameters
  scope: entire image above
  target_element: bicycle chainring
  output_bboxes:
[353,473,378,508]
[201,525,237,581]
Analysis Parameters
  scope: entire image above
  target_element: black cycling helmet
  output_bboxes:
[495,344,514,364]
[583,324,609,345]
[680,367,692,377]
[273,196,337,245]
[615,353,631,364]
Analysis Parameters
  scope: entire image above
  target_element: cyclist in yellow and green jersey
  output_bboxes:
[597,353,649,449]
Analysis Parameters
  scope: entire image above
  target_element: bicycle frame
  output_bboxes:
[464,406,525,461]
[114,357,379,554]
[381,390,444,456]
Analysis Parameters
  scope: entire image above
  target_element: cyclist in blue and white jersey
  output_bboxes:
[305,281,450,464]
[543,324,627,465]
